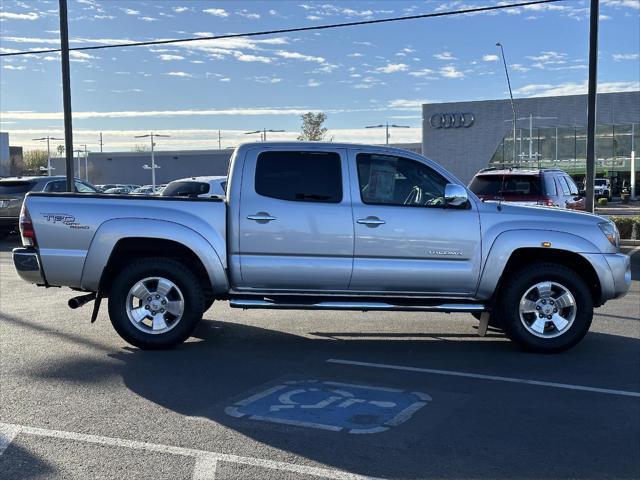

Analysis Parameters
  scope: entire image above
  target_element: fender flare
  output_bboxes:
[476,229,601,300]
[80,218,228,294]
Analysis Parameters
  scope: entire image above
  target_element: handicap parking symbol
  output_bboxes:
[225,380,430,434]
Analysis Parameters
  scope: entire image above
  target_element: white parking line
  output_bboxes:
[326,359,640,398]
[0,422,382,480]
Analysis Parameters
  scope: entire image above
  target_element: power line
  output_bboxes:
[0,0,564,58]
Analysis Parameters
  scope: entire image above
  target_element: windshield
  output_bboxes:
[594,179,607,186]
[0,181,36,195]
[162,181,210,197]
[469,175,542,196]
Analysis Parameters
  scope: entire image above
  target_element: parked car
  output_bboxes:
[13,143,630,353]
[130,186,156,195]
[469,168,585,210]
[594,178,612,200]
[95,184,120,192]
[0,176,98,237]
[162,176,227,198]
[103,187,133,194]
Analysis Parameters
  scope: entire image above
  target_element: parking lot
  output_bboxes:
[0,236,638,479]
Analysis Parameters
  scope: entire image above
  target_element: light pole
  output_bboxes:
[245,129,285,142]
[33,136,63,175]
[73,148,83,180]
[134,133,169,190]
[496,42,517,164]
[365,123,411,145]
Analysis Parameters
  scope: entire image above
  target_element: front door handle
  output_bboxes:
[247,213,276,222]
[357,216,385,226]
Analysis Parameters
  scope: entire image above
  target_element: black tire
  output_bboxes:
[108,257,204,350]
[497,263,593,353]
[203,296,215,313]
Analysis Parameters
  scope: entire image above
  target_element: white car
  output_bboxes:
[161,176,227,198]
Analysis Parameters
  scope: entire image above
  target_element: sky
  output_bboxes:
[1,0,639,152]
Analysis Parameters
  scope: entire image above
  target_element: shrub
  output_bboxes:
[610,216,640,239]
[597,197,608,206]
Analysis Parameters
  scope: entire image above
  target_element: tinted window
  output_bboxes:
[469,175,541,196]
[556,177,571,195]
[561,176,579,196]
[162,181,210,197]
[0,181,36,194]
[543,175,557,195]
[255,151,342,203]
[75,181,97,193]
[357,153,448,207]
[44,180,67,192]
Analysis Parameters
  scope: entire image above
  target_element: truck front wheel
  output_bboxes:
[108,257,204,349]
[498,263,593,353]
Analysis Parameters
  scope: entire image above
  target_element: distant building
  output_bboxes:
[422,91,640,184]
[0,132,9,177]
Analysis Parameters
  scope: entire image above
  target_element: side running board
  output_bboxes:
[229,298,485,313]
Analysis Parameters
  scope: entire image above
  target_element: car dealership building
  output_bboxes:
[422,91,640,186]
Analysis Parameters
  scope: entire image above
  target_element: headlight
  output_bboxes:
[598,221,619,247]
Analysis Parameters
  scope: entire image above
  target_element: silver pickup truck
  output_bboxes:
[13,142,631,352]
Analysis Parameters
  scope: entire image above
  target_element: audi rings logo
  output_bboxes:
[429,112,475,129]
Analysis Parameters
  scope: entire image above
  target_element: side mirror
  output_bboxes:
[444,183,469,208]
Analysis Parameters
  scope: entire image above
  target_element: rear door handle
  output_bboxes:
[247,213,276,222]
[357,216,385,226]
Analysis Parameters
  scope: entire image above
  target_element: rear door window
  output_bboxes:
[0,181,36,195]
[543,175,557,195]
[162,181,210,197]
[562,176,579,195]
[44,180,67,192]
[556,177,571,196]
[255,151,342,203]
[469,175,541,196]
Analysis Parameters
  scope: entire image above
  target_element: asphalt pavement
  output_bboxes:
[0,236,638,480]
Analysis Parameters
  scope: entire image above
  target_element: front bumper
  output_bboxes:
[12,247,45,285]
[604,253,632,299]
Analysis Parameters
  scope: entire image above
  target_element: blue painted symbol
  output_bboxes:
[225,380,430,434]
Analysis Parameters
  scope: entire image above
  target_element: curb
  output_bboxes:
[620,239,640,246]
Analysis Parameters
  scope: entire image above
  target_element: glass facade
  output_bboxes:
[489,122,639,194]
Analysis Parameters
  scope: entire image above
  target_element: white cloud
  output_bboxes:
[237,9,260,19]
[306,15,322,20]
[348,53,363,57]
[219,77,231,82]
[140,17,157,22]
[601,0,640,9]
[253,76,282,84]
[173,7,189,13]
[513,81,640,97]
[434,51,456,61]
[193,32,213,37]
[235,53,271,63]
[439,65,464,78]
[613,53,640,61]
[166,71,192,78]
[376,63,408,73]
[121,8,140,15]
[276,50,325,63]
[307,79,321,87]
[511,63,530,72]
[387,99,429,110]
[408,68,436,78]
[203,8,229,18]
[159,54,185,61]
[0,11,39,20]
[3,65,27,70]
[483,54,499,62]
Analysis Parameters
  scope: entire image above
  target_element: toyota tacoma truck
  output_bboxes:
[12,143,631,352]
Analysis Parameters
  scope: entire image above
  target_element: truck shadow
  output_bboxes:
[23,317,640,479]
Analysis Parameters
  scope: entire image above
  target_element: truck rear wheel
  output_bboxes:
[498,263,593,353]
[108,257,204,350]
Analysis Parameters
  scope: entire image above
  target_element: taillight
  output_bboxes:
[538,197,555,207]
[19,205,37,247]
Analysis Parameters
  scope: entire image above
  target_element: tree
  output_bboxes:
[297,112,328,141]
[23,150,48,174]
[56,144,65,156]
[132,144,150,152]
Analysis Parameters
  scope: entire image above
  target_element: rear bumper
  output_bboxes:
[12,247,45,285]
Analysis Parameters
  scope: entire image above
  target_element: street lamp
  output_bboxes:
[245,129,285,142]
[33,136,63,175]
[134,133,169,190]
[365,123,410,145]
[76,144,88,181]
[496,42,517,165]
